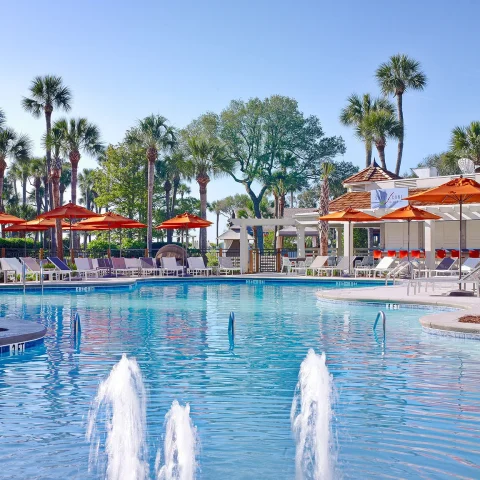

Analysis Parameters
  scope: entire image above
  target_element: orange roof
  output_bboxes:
[405,177,480,204]
[343,160,402,184]
[319,207,379,222]
[329,188,429,211]
[380,204,441,221]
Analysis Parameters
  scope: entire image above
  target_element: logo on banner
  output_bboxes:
[371,188,408,209]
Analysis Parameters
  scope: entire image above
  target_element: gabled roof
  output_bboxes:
[329,188,429,211]
[343,160,402,184]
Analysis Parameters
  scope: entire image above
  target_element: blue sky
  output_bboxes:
[2,0,480,239]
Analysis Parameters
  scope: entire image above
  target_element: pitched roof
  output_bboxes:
[343,160,402,184]
[329,188,429,211]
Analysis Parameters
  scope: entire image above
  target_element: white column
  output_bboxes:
[335,227,342,255]
[239,224,249,274]
[379,223,385,250]
[424,220,436,269]
[296,225,305,257]
[343,222,353,260]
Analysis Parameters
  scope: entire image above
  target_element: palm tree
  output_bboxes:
[186,136,226,252]
[208,200,226,247]
[59,163,71,207]
[0,108,5,130]
[29,158,46,215]
[318,162,335,256]
[22,75,72,210]
[11,157,32,207]
[376,54,427,175]
[126,115,176,254]
[78,168,97,210]
[0,128,31,212]
[55,118,103,205]
[45,123,67,256]
[450,121,480,164]
[360,110,402,170]
[340,94,395,167]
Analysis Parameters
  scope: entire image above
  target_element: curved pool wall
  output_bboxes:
[1,281,480,479]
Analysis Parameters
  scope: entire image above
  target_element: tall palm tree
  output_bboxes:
[59,163,71,207]
[186,136,226,252]
[340,94,395,167]
[22,75,72,210]
[126,115,176,254]
[11,157,32,207]
[450,121,480,164]
[376,54,427,175]
[208,200,225,247]
[318,162,335,256]
[360,110,402,170]
[0,128,31,212]
[55,118,103,205]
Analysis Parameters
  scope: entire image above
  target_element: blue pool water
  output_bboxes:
[1,280,480,479]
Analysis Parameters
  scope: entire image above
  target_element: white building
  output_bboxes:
[231,161,480,272]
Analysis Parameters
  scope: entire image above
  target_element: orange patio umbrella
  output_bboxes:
[405,176,480,279]
[39,202,101,262]
[381,205,441,277]
[156,213,213,266]
[77,212,147,257]
[319,207,380,274]
[25,218,69,228]
[0,212,26,225]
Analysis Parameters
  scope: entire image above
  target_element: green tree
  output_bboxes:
[340,93,395,167]
[450,121,480,164]
[185,135,226,251]
[55,118,103,205]
[189,95,345,251]
[10,156,32,207]
[0,128,31,212]
[413,152,460,177]
[0,108,5,130]
[376,54,427,175]
[22,75,72,210]
[94,143,149,222]
[361,110,402,170]
[126,115,176,254]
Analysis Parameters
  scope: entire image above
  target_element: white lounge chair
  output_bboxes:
[218,257,241,275]
[318,256,352,276]
[305,256,329,276]
[281,256,292,274]
[139,257,164,276]
[125,258,141,276]
[408,264,480,296]
[187,257,212,276]
[418,257,458,277]
[0,258,19,283]
[461,257,480,274]
[162,257,184,276]
[355,257,395,278]
[74,258,99,279]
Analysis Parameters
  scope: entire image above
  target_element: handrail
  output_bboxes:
[373,311,386,343]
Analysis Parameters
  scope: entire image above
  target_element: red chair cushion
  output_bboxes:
[411,250,420,258]
[469,250,480,258]
[399,250,408,259]
[373,250,382,259]
[387,250,397,257]
[450,250,459,258]
[436,249,446,259]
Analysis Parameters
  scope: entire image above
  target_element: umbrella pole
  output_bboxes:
[407,220,411,279]
[70,219,74,264]
[108,228,111,258]
[349,221,352,276]
[120,229,122,257]
[459,200,463,282]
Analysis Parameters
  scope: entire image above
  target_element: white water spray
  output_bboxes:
[156,400,198,480]
[291,349,335,480]
[86,354,148,480]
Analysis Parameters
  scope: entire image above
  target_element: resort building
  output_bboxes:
[232,161,480,272]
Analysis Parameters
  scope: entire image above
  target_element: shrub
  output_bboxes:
[206,250,219,267]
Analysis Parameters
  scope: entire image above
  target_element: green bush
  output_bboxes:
[0,237,38,248]
[206,250,219,267]
[121,238,146,250]
[86,239,117,252]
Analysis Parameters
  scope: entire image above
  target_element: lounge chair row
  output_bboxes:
[0,255,241,283]
[282,256,354,276]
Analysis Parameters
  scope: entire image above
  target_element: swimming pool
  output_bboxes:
[1,280,479,479]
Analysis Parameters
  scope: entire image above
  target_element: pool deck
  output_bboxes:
[1,273,478,338]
